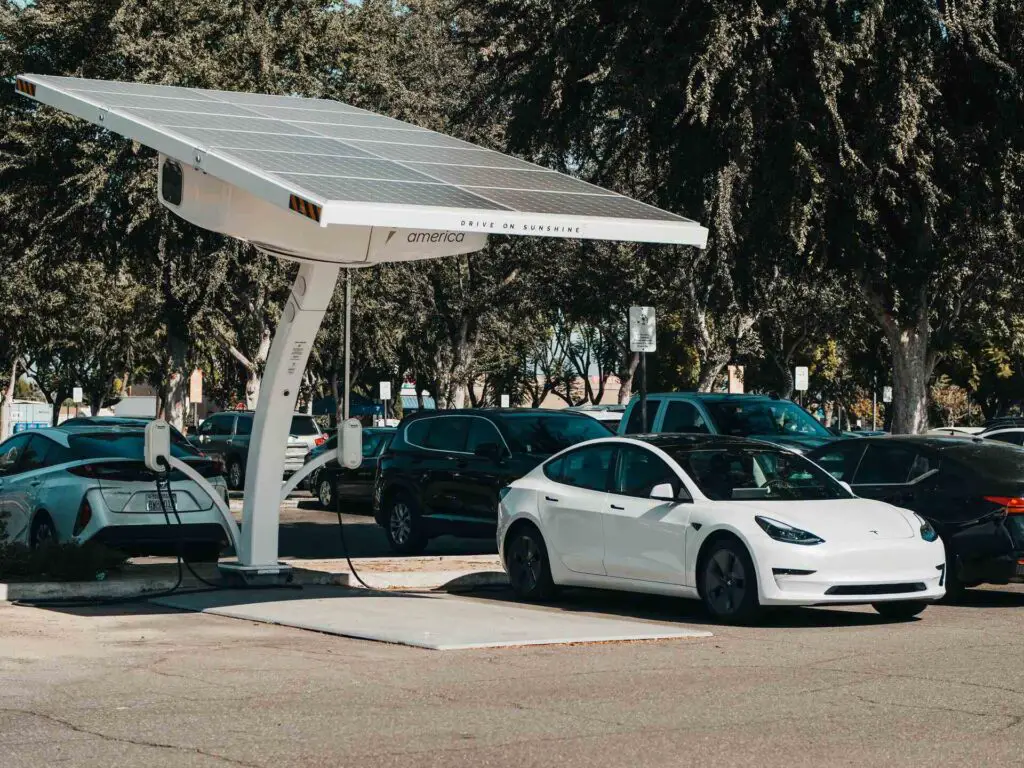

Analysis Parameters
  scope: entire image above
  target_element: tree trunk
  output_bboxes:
[163,332,188,430]
[696,355,729,393]
[887,323,935,434]
[617,353,640,403]
[0,359,17,440]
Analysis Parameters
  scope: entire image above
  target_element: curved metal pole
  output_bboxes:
[279,448,338,502]
[233,262,341,571]
[165,456,241,552]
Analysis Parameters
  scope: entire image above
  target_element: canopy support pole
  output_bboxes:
[220,261,340,584]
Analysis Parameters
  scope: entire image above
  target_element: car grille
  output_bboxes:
[825,583,927,596]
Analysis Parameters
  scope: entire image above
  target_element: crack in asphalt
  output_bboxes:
[852,694,1023,730]
[0,707,263,768]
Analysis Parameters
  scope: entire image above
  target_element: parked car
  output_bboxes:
[979,425,1024,447]
[569,405,626,432]
[497,434,944,623]
[926,426,985,436]
[374,409,613,554]
[189,411,325,490]
[308,428,395,509]
[807,435,1024,598]
[0,423,230,559]
[619,393,835,452]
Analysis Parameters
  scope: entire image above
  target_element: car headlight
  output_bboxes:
[755,516,825,545]
[915,514,938,542]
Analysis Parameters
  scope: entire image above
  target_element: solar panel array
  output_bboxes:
[18,75,701,232]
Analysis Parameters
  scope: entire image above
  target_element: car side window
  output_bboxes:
[543,456,564,482]
[424,417,471,453]
[235,415,252,436]
[466,418,503,454]
[614,446,683,499]
[813,444,866,481]
[39,438,73,468]
[987,431,1024,446]
[197,418,215,436]
[405,419,430,448]
[907,451,938,482]
[661,401,709,434]
[207,414,234,436]
[0,434,32,476]
[558,445,615,491]
[853,444,918,484]
[623,399,662,434]
[18,436,49,473]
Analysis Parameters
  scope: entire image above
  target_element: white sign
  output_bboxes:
[883,386,893,403]
[379,381,392,401]
[72,386,83,403]
[794,367,809,392]
[628,306,657,352]
[500,394,510,408]
[189,369,203,402]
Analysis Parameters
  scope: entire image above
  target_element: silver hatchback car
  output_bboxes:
[0,422,230,560]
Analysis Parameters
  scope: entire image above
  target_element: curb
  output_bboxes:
[291,568,509,591]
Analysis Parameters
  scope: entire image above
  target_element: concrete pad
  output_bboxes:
[152,588,712,650]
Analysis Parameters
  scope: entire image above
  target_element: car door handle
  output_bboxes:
[610,504,625,510]
[545,496,559,502]
[30,479,42,487]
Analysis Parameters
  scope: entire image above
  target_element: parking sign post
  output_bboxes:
[629,307,656,432]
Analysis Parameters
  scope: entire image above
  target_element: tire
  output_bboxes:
[30,513,58,550]
[873,600,928,620]
[317,477,335,510]
[699,538,762,624]
[384,493,427,555]
[505,525,557,602]
[227,458,244,491]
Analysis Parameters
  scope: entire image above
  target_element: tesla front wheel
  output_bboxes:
[385,494,427,555]
[700,539,761,624]
[505,526,556,602]
[873,600,928,620]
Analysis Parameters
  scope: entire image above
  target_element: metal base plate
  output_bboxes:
[217,563,294,588]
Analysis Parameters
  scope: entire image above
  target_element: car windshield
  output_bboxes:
[664,445,850,501]
[705,399,830,438]
[289,416,319,436]
[69,431,199,460]
[501,413,612,455]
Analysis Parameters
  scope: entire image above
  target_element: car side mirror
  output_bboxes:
[650,483,676,501]
[474,442,504,462]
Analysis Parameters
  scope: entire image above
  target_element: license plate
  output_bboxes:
[146,492,179,512]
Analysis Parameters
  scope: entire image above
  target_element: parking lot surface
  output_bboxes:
[2,583,1024,767]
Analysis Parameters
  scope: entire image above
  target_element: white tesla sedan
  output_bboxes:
[497,435,946,623]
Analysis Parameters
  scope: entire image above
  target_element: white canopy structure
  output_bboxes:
[16,74,708,581]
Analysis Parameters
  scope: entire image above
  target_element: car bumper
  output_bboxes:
[753,537,946,606]
[959,552,1024,585]
[74,488,229,554]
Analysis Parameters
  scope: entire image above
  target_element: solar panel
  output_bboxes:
[14,74,708,247]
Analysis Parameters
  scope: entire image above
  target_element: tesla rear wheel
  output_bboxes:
[227,458,244,491]
[30,513,57,550]
[385,494,427,555]
[318,478,334,510]
[873,600,928,620]
[505,526,556,602]
[700,539,761,624]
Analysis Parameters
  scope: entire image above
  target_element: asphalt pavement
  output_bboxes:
[2,579,1024,767]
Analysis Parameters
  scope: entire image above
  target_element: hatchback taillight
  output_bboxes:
[983,496,1024,514]
[73,497,93,535]
[314,436,326,447]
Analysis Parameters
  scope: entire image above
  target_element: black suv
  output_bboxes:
[374,409,612,554]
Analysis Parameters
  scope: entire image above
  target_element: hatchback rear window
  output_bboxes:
[69,431,198,460]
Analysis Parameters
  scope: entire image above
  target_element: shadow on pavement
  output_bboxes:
[277,518,497,560]
[458,585,931,629]
[944,587,1024,608]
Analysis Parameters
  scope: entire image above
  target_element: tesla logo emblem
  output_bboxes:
[869,530,878,535]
